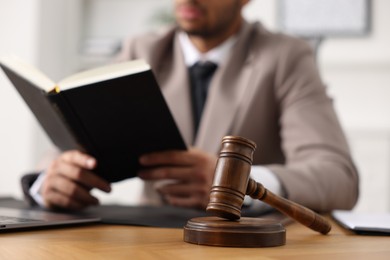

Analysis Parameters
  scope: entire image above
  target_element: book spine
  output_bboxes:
[48,93,97,155]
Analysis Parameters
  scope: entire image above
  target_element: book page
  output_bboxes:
[0,56,55,92]
[58,59,150,90]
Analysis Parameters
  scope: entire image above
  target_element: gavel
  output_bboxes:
[184,136,331,247]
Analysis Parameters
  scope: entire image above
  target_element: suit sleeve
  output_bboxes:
[267,38,359,212]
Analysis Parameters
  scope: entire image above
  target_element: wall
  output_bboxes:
[319,0,390,212]
[0,0,40,198]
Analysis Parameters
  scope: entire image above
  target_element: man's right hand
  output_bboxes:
[41,150,111,210]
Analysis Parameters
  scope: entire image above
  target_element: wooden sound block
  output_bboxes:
[183,216,286,247]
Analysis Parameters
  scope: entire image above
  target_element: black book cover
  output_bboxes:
[58,70,187,182]
[1,60,187,182]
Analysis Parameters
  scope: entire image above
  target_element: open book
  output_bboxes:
[0,56,186,182]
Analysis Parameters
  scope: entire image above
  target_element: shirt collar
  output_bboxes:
[178,31,237,67]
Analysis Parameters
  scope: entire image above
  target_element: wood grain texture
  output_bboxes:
[0,218,389,259]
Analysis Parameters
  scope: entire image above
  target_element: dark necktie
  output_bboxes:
[188,61,218,136]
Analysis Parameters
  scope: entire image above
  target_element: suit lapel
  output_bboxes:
[195,22,257,153]
[158,34,194,147]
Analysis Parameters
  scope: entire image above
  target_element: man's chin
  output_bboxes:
[179,26,211,37]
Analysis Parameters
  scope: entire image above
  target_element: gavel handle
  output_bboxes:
[246,179,332,234]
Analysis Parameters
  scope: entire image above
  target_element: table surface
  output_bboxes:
[0,216,389,259]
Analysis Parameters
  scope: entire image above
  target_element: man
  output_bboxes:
[23,0,359,212]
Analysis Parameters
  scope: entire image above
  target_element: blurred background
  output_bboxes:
[0,0,389,212]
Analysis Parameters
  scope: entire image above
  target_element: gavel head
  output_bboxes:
[206,136,256,220]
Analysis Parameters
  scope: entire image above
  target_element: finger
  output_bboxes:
[67,169,111,193]
[139,150,196,167]
[138,167,199,182]
[48,159,111,193]
[43,189,88,210]
[42,174,99,208]
[49,175,100,206]
[61,150,97,169]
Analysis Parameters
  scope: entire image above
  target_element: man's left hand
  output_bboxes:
[138,148,217,209]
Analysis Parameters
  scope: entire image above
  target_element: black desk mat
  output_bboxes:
[0,197,289,228]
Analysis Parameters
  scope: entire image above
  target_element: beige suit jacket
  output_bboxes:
[117,21,359,212]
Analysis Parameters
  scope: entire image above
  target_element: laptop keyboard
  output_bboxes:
[0,215,40,223]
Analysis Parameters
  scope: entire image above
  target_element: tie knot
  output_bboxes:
[191,61,218,79]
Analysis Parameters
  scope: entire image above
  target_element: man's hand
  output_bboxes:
[41,150,111,210]
[138,148,218,209]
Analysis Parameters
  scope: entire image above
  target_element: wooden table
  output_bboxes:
[0,217,388,259]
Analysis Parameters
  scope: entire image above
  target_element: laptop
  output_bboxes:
[0,206,100,231]
[332,210,390,235]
